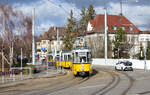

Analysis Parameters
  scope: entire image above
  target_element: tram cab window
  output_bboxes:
[80,56,86,63]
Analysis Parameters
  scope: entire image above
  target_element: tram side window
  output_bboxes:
[68,55,72,61]
[87,52,92,62]
[76,52,79,63]
[61,55,63,60]
[63,55,66,61]
[87,52,89,62]
[72,53,74,62]
[56,55,59,60]
[49,55,53,60]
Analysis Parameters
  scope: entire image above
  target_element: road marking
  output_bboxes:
[79,84,105,89]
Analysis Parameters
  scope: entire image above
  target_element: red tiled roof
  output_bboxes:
[89,14,140,34]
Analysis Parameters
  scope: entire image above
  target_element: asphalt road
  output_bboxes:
[1,66,150,95]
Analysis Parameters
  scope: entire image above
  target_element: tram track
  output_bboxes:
[21,77,90,95]
[92,69,134,95]
[92,71,120,95]
[38,77,90,95]
[120,72,135,95]
[13,71,90,95]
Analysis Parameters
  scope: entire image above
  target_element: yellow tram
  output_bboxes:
[72,46,92,77]
[48,51,72,69]
[47,52,56,66]
[61,51,72,69]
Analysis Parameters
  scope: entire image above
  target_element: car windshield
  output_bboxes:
[125,61,132,66]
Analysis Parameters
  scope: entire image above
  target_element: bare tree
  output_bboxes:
[86,34,104,58]
[0,4,32,66]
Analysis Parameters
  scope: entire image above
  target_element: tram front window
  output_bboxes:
[80,57,86,63]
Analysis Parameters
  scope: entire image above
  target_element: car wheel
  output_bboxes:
[121,67,123,71]
[115,66,117,70]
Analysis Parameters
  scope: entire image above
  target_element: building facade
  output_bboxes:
[86,14,142,58]
[37,14,150,59]
[36,40,51,59]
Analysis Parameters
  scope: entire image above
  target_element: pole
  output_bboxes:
[2,45,4,83]
[56,27,58,71]
[57,27,61,71]
[104,6,108,64]
[144,42,147,71]
[12,42,13,67]
[21,48,23,80]
[59,50,62,72]
[57,27,59,51]
[2,12,5,83]
[10,42,13,72]
[120,0,123,16]
[46,53,48,74]
[32,8,35,65]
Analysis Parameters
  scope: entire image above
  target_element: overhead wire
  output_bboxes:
[47,0,70,15]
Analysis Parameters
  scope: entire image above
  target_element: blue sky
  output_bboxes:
[0,0,150,34]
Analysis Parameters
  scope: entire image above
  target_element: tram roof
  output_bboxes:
[47,50,72,55]
[72,46,91,52]
[75,46,90,50]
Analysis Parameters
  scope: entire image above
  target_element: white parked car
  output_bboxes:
[115,61,133,71]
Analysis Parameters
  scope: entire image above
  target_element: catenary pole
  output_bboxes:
[104,0,108,64]
[2,13,5,83]
[32,8,35,65]
[144,42,147,71]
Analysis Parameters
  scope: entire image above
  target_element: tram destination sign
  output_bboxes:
[79,52,86,56]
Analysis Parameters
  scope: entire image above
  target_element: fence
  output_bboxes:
[0,67,32,84]
[92,58,150,70]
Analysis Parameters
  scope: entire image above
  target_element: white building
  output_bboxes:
[86,14,142,58]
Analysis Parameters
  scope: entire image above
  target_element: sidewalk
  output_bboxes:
[0,68,66,88]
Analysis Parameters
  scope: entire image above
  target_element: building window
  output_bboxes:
[51,42,54,45]
[113,26,117,30]
[121,26,125,30]
[43,41,46,44]
[129,26,133,31]
[37,43,40,45]
[52,36,55,39]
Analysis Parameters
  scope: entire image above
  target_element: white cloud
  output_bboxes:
[13,0,150,32]
[14,0,81,34]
